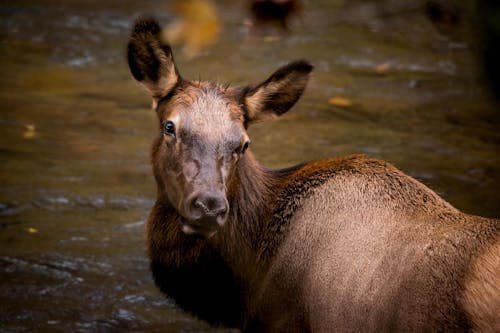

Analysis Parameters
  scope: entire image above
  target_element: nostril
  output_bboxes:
[187,198,205,220]
[212,205,227,219]
[189,193,228,220]
[193,199,208,213]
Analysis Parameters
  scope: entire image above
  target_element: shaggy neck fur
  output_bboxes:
[208,151,291,284]
[147,149,296,327]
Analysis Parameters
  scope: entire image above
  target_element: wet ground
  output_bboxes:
[1,0,499,332]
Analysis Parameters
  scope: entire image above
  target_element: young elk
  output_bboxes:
[127,18,499,332]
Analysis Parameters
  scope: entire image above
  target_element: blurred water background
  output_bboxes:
[1,0,499,332]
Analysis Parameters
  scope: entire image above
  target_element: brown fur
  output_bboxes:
[463,240,500,332]
[128,18,500,332]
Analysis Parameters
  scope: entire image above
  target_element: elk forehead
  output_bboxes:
[167,84,246,143]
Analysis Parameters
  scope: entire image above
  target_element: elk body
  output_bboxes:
[127,18,500,332]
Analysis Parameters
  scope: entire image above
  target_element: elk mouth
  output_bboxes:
[180,217,221,238]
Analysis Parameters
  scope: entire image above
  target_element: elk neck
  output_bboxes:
[214,150,299,277]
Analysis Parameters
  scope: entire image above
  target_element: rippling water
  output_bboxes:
[1,0,499,332]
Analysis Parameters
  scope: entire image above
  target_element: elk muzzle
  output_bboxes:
[182,191,229,237]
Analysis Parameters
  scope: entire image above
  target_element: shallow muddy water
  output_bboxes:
[1,0,499,332]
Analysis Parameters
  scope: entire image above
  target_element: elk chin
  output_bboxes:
[180,217,223,238]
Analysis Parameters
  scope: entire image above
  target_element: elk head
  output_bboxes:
[127,18,312,237]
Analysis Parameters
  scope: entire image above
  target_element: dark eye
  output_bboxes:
[164,120,175,137]
[241,141,250,154]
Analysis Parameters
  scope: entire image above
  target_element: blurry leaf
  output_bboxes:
[23,124,37,139]
[263,35,280,42]
[164,0,221,58]
[28,227,38,234]
[328,96,353,108]
[69,143,100,153]
[374,62,391,74]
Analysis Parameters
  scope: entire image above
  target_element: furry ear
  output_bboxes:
[127,17,180,107]
[243,60,313,125]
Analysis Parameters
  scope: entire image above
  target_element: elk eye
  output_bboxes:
[164,121,175,137]
[241,140,250,154]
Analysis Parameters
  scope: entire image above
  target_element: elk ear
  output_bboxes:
[127,17,180,108]
[243,60,313,125]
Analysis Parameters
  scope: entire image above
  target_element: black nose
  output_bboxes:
[187,192,228,226]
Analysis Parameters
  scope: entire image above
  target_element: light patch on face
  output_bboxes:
[181,87,240,144]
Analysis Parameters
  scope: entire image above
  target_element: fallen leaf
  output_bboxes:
[23,124,37,139]
[28,227,39,234]
[374,62,391,74]
[328,96,353,108]
[263,35,280,42]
